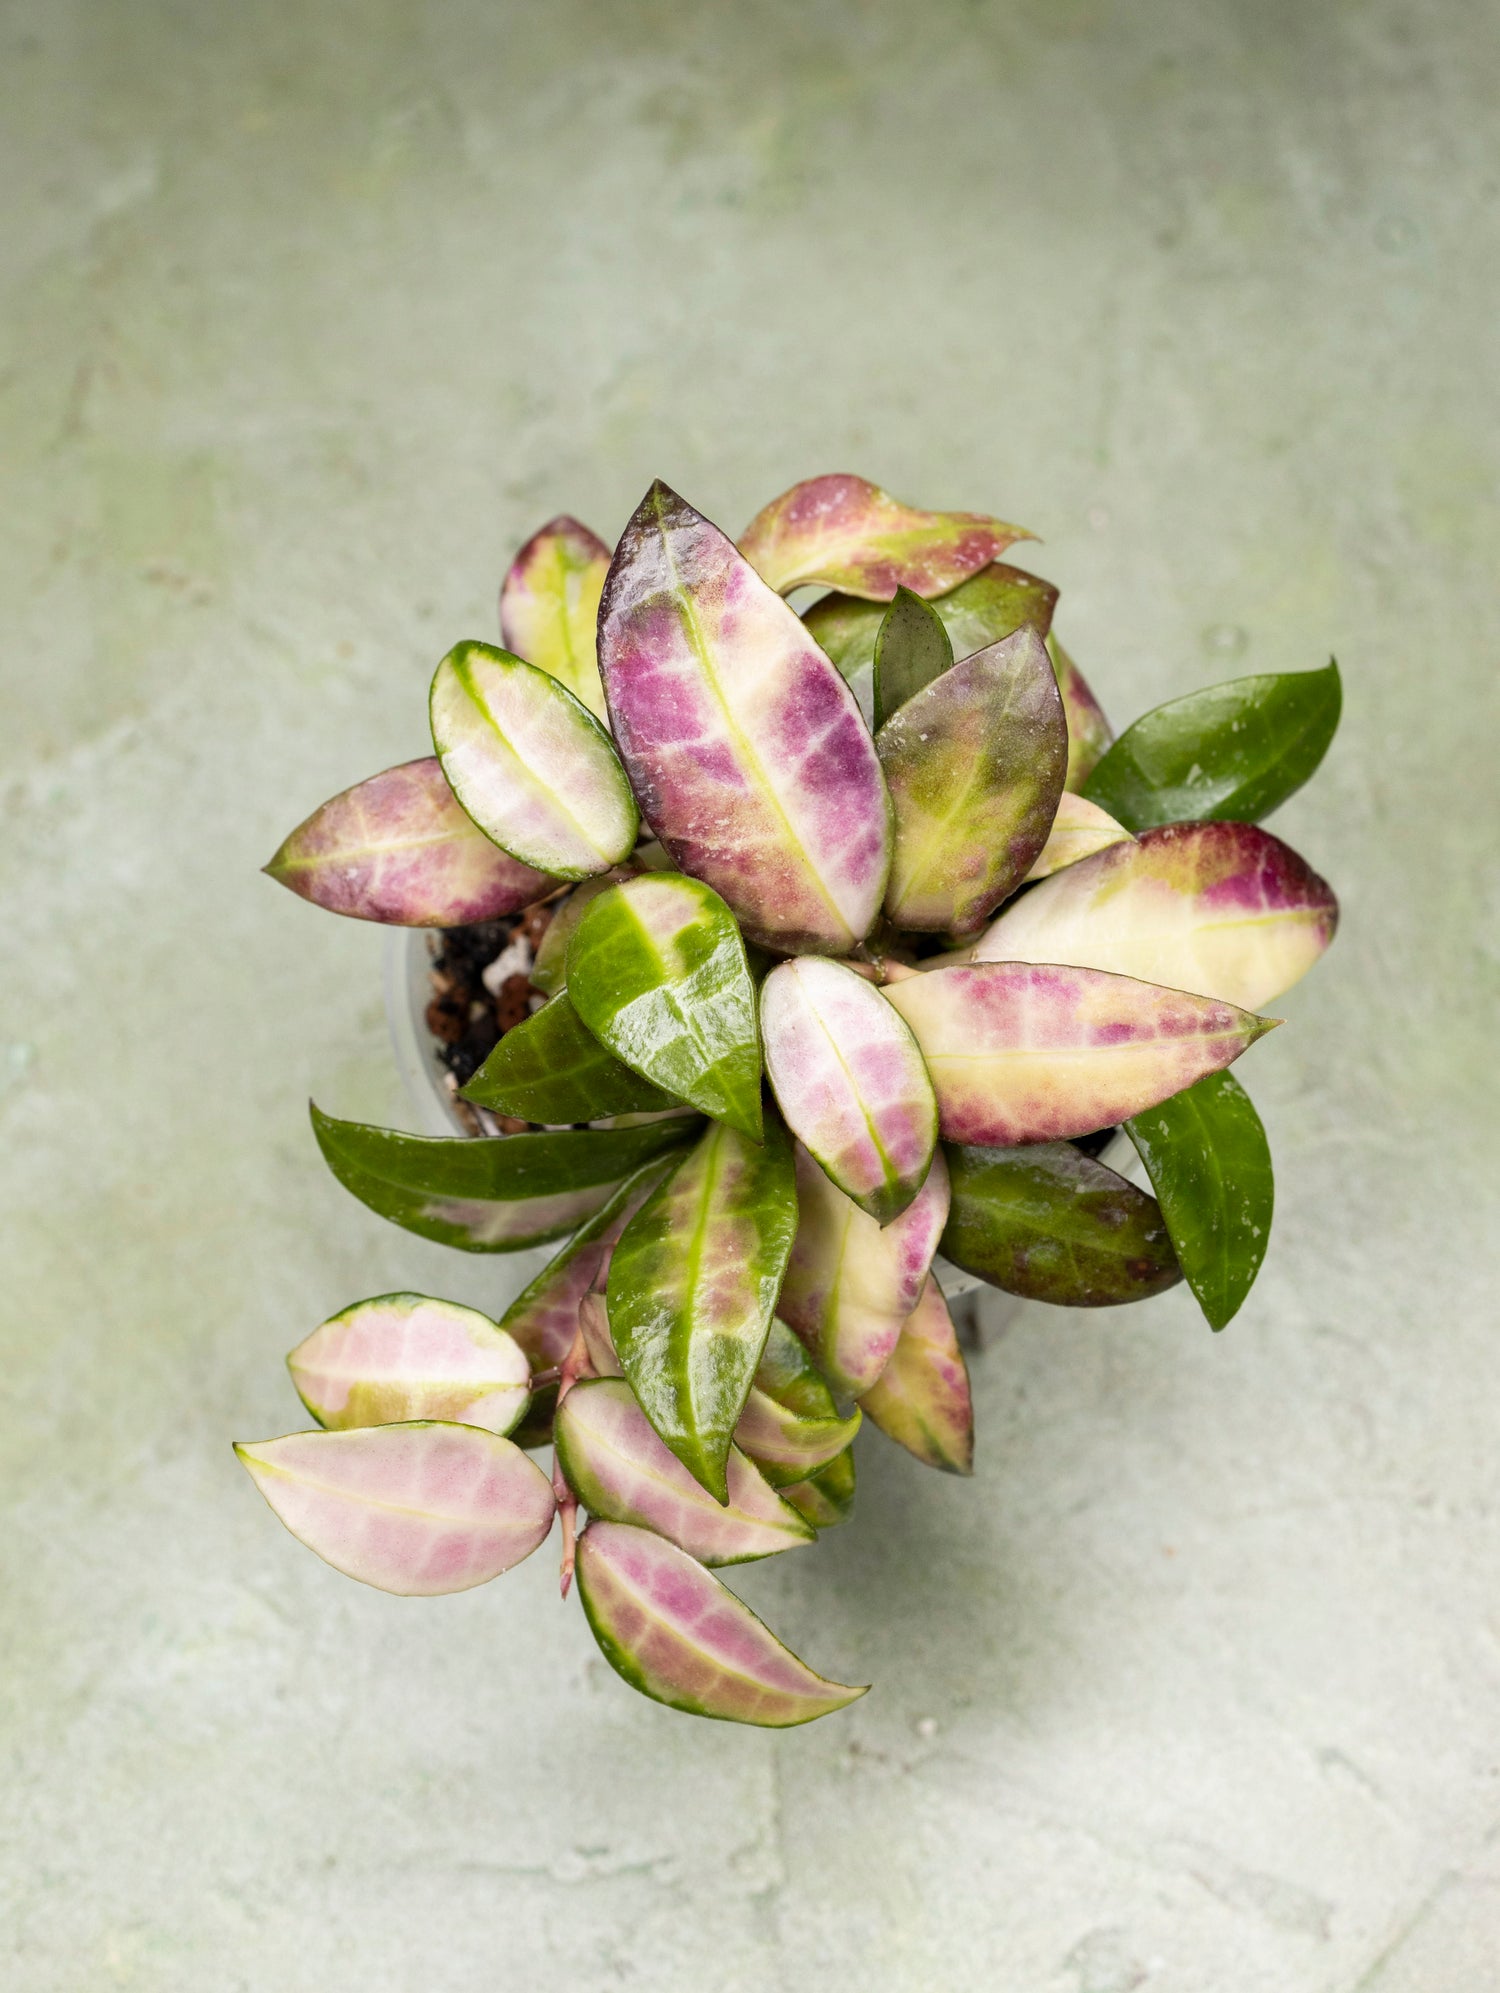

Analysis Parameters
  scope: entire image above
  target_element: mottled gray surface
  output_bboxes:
[2,2,1497,1988]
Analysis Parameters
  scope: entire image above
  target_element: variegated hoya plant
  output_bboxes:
[242,474,1341,1728]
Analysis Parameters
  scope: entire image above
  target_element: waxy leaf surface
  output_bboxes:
[1083,661,1342,830]
[463,991,676,1124]
[877,627,1068,934]
[779,1143,950,1402]
[1049,636,1114,791]
[858,1276,972,1475]
[288,1293,530,1435]
[576,1520,866,1726]
[569,873,763,1138]
[265,757,555,927]
[883,962,1273,1147]
[734,1320,862,1486]
[235,1422,556,1595]
[556,1380,813,1564]
[872,586,953,728]
[498,516,612,717]
[311,1106,696,1254]
[598,481,891,953]
[577,1291,622,1376]
[942,1141,1181,1306]
[781,1446,856,1529]
[528,876,615,997]
[761,956,936,1224]
[974,820,1339,1010]
[430,640,637,878]
[1024,791,1134,881]
[1125,1069,1274,1331]
[607,1116,798,1500]
[740,473,1031,599]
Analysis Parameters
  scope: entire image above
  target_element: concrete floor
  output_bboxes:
[3,3,1498,1988]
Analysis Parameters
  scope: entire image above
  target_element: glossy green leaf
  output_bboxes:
[606,1117,798,1500]
[462,991,677,1124]
[873,586,953,729]
[498,515,612,717]
[858,1276,973,1475]
[781,1446,856,1529]
[527,876,616,998]
[1083,660,1342,831]
[569,873,764,1140]
[430,639,638,878]
[1125,1069,1274,1331]
[575,1520,867,1726]
[287,1292,530,1435]
[311,1105,697,1254]
[734,1320,862,1487]
[1049,636,1115,791]
[941,1141,1181,1306]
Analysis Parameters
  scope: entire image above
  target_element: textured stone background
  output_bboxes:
[3,2,1497,1988]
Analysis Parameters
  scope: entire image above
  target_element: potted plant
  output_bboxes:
[242,474,1341,1728]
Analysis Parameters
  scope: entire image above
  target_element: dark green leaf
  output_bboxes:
[462,991,676,1123]
[873,586,954,728]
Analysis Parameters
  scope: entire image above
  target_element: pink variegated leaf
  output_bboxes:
[1023,792,1135,882]
[288,1293,530,1436]
[577,1292,623,1377]
[858,1277,972,1476]
[498,515,612,717]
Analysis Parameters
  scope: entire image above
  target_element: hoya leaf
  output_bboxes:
[234,1423,556,1595]
[760,956,936,1224]
[598,480,891,953]
[1023,791,1135,882]
[510,1382,559,1452]
[265,757,556,927]
[288,1293,530,1435]
[430,640,637,878]
[974,820,1339,1011]
[877,627,1068,934]
[498,515,612,717]
[1083,660,1341,831]
[567,873,763,1138]
[733,1382,860,1490]
[739,473,1032,599]
[527,875,619,998]
[577,1291,623,1376]
[311,1106,697,1254]
[781,1446,857,1529]
[556,1379,813,1564]
[606,1116,798,1501]
[942,1141,1181,1306]
[575,1520,866,1726]
[462,991,677,1124]
[1125,1069,1274,1331]
[858,1276,973,1475]
[883,962,1275,1147]
[872,586,953,729]
[1049,636,1115,791]
[779,1143,950,1403]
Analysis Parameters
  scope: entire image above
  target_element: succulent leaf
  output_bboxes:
[234,1423,556,1595]
[858,1276,973,1475]
[577,1291,623,1376]
[430,640,638,878]
[498,516,612,717]
[1049,636,1115,790]
[780,1446,857,1529]
[568,873,764,1139]
[739,473,1031,599]
[883,962,1275,1147]
[877,626,1069,934]
[1083,660,1342,830]
[872,585,954,728]
[760,956,936,1224]
[606,1116,799,1501]
[973,820,1338,1011]
[734,1322,862,1486]
[288,1293,531,1435]
[265,757,556,926]
[942,1142,1181,1305]
[527,875,617,997]
[1125,1070,1274,1331]
[1023,792,1135,881]
[575,1520,866,1725]
[462,990,677,1123]
[597,480,892,953]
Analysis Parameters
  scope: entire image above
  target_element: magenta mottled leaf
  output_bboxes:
[1049,636,1114,791]
[760,956,936,1225]
[287,1293,531,1435]
[265,758,556,927]
[974,820,1339,1010]
[883,962,1276,1147]
[1023,792,1135,882]
[740,474,1033,600]
[575,1520,867,1726]
[234,1423,556,1595]
[597,480,891,953]
[499,516,612,717]
[858,1276,972,1476]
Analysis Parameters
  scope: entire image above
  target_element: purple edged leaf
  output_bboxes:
[556,1379,813,1564]
[760,956,936,1224]
[575,1519,867,1726]
[265,757,556,927]
[739,473,1032,599]
[287,1293,531,1436]
[882,962,1276,1148]
[780,1446,856,1529]
[779,1142,950,1402]
[858,1276,972,1475]
[430,640,638,879]
[877,626,1069,935]
[597,481,891,954]
[234,1422,556,1595]
[1023,792,1135,882]
[974,820,1339,1010]
[1049,636,1115,791]
[498,516,612,717]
